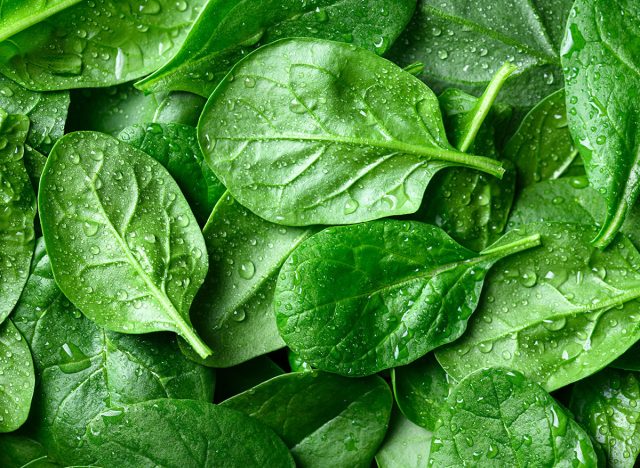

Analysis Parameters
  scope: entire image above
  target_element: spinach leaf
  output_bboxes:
[85,399,295,468]
[118,123,225,225]
[562,0,640,247]
[221,371,392,467]
[0,319,34,433]
[199,38,506,226]
[436,222,640,391]
[0,1,81,42]
[10,238,214,464]
[137,0,417,97]
[67,83,206,136]
[38,131,211,358]
[392,355,450,431]
[504,89,578,187]
[214,356,284,402]
[0,110,35,324]
[387,0,572,112]
[429,368,597,466]
[0,434,58,468]
[0,74,68,154]
[181,193,315,367]
[0,0,207,91]
[275,219,540,376]
[570,368,640,468]
[375,408,431,468]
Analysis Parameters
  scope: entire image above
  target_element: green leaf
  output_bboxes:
[0,111,35,324]
[85,399,295,467]
[375,408,431,468]
[0,319,34,433]
[504,89,578,187]
[392,355,450,431]
[214,356,284,402]
[136,0,417,97]
[562,0,640,247]
[0,434,58,468]
[118,123,225,225]
[0,74,69,154]
[199,38,505,226]
[275,219,540,376]
[221,371,392,468]
[386,0,572,112]
[181,193,315,367]
[38,131,211,358]
[429,368,597,466]
[436,222,640,391]
[10,238,214,464]
[0,0,81,42]
[570,368,640,468]
[0,0,207,91]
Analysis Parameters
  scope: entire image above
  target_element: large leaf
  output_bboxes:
[387,0,573,112]
[0,0,81,42]
[429,368,597,466]
[137,0,417,97]
[275,219,540,376]
[199,38,505,226]
[570,368,640,468]
[182,193,315,367]
[375,409,431,468]
[0,0,206,90]
[85,399,295,468]
[10,238,214,464]
[436,222,640,391]
[0,319,34,433]
[562,0,640,247]
[221,371,392,468]
[39,132,211,358]
[0,110,35,324]
[118,123,225,225]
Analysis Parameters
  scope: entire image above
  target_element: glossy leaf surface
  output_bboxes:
[199,38,505,226]
[0,0,81,42]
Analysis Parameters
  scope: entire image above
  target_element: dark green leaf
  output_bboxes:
[275,219,540,376]
[375,408,431,468]
[221,371,392,468]
[118,122,225,225]
[85,399,295,468]
[429,368,597,466]
[137,0,417,97]
[39,131,211,358]
[152,91,206,127]
[0,434,58,468]
[562,0,640,247]
[0,0,207,90]
[612,342,640,371]
[570,368,640,468]
[0,0,81,42]
[199,38,505,226]
[436,222,640,391]
[23,146,46,194]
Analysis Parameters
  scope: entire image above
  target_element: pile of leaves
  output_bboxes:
[2,0,640,466]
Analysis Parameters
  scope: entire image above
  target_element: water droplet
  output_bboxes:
[239,261,256,280]
[139,0,162,15]
[344,199,359,215]
[243,77,256,88]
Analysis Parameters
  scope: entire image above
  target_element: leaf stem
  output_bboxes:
[180,325,213,359]
[593,199,629,249]
[479,233,541,258]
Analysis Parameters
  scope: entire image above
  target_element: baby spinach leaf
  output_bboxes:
[429,368,597,466]
[375,408,431,468]
[504,89,578,187]
[0,319,34,433]
[221,371,392,468]
[10,238,214,464]
[0,74,69,154]
[39,131,211,358]
[436,222,640,391]
[199,38,505,226]
[392,355,450,431]
[387,0,572,112]
[0,110,35,324]
[181,193,315,367]
[0,434,58,468]
[67,83,205,137]
[137,0,417,97]
[275,219,540,376]
[570,368,640,468]
[0,0,81,42]
[0,0,207,91]
[214,356,284,402]
[562,0,640,247]
[118,123,225,225]
[85,399,295,468]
